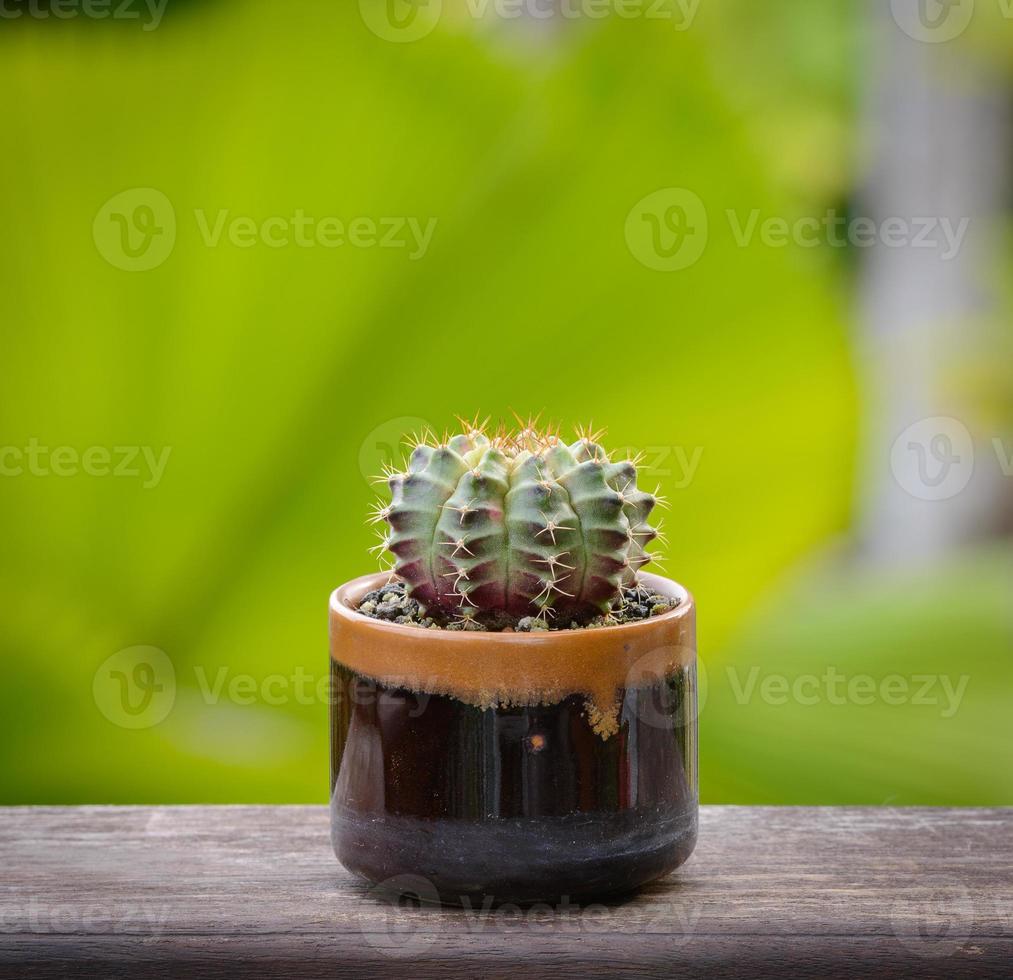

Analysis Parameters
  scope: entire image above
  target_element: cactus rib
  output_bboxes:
[373,422,660,625]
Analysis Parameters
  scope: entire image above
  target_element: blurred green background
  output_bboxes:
[0,1,1009,804]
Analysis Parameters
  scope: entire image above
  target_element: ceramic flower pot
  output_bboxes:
[329,571,697,906]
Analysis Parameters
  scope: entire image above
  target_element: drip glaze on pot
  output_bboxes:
[330,571,695,738]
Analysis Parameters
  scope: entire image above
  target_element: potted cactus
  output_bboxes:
[329,420,697,905]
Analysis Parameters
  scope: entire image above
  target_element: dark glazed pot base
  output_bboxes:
[329,655,698,907]
[332,802,698,906]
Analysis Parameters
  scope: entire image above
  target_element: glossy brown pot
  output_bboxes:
[329,571,697,906]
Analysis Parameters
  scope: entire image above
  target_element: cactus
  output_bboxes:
[369,421,663,627]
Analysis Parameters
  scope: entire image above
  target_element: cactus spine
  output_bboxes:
[370,422,662,626]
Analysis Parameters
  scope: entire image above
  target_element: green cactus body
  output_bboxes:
[376,426,660,626]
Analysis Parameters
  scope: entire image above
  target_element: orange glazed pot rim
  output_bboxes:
[329,571,696,739]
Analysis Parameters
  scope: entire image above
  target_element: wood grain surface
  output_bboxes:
[0,806,1009,978]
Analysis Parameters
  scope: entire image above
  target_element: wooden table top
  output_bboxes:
[0,805,1009,978]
